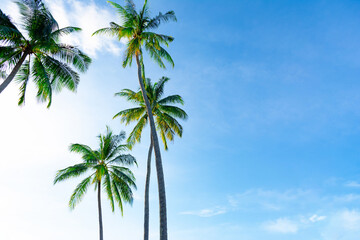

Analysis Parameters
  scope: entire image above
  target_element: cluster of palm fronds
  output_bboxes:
[0,0,91,106]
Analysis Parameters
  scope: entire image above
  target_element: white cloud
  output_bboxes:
[263,218,298,234]
[333,193,360,202]
[321,209,360,240]
[309,214,326,223]
[345,181,360,188]
[181,207,226,217]
[340,210,360,230]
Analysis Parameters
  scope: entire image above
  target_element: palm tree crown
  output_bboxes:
[93,0,176,69]
[54,127,137,213]
[0,0,91,107]
[114,76,188,149]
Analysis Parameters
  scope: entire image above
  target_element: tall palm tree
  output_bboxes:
[113,77,187,240]
[93,1,176,239]
[0,0,91,107]
[54,127,137,240]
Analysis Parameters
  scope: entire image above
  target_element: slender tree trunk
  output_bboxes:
[144,135,154,240]
[97,180,104,240]
[0,51,29,94]
[135,53,168,240]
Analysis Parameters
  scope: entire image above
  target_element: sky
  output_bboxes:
[1,0,360,239]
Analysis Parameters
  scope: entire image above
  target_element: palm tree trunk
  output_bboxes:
[135,53,168,240]
[0,51,29,94]
[97,180,104,240]
[144,135,153,240]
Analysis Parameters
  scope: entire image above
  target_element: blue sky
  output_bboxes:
[1,0,360,239]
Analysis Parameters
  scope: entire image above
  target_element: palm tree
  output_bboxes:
[0,0,91,107]
[93,1,176,239]
[113,77,187,240]
[54,127,137,240]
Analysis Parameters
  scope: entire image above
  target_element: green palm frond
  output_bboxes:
[69,175,93,209]
[103,171,115,212]
[0,48,23,70]
[107,1,132,21]
[111,166,136,185]
[32,55,52,107]
[110,168,136,200]
[92,26,121,38]
[16,59,30,106]
[54,163,89,184]
[111,179,124,214]
[69,143,98,164]
[20,1,59,41]
[158,105,188,120]
[108,154,137,166]
[115,89,143,104]
[114,176,134,203]
[41,55,79,94]
[51,27,81,40]
[155,109,183,137]
[127,114,148,148]
[0,9,24,44]
[113,107,146,124]
[144,41,166,68]
[154,76,169,99]
[107,143,129,160]
[52,44,91,73]
[158,95,184,105]
[147,11,177,29]
[159,127,169,150]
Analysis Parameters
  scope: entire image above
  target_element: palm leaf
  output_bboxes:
[51,27,81,40]
[15,59,30,106]
[69,143,98,164]
[146,11,177,29]
[158,94,184,105]
[41,55,79,92]
[103,171,115,212]
[158,105,188,120]
[69,175,93,209]
[113,107,146,124]
[32,55,52,107]
[111,179,124,214]
[127,114,148,148]
[108,154,137,166]
[154,76,169,99]
[54,163,89,184]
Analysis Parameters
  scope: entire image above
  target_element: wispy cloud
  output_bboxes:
[180,207,226,217]
[263,218,298,234]
[321,209,360,240]
[309,214,326,223]
[341,210,360,230]
[332,193,360,202]
[345,181,360,188]
[227,188,315,212]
